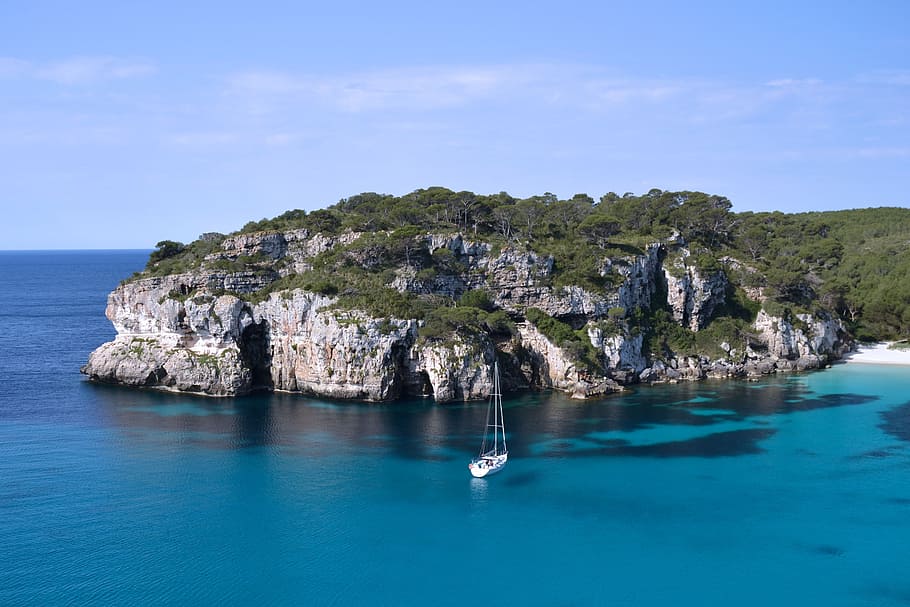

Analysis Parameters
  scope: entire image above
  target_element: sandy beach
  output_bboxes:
[842,342,910,366]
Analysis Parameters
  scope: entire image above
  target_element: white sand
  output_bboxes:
[842,342,910,366]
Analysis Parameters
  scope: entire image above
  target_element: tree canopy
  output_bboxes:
[142,186,910,341]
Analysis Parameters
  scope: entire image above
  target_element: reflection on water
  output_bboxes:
[469,477,488,504]
[88,373,881,461]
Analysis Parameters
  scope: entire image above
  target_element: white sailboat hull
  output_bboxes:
[468,453,508,478]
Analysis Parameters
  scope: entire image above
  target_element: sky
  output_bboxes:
[1,1,908,249]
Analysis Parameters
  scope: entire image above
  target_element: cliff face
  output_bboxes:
[516,323,621,398]
[253,292,414,400]
[83,229,851,401]
[84,273,258,395]
[663,250,727,332]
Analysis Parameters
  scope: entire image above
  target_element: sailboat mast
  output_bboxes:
[497,360,506,453]
[492,361,499,454]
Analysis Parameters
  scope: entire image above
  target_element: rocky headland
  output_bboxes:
[83,225,851,402]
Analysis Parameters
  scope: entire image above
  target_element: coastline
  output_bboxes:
[841,342,910,366]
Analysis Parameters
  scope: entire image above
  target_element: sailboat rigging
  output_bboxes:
[468,361,508,478]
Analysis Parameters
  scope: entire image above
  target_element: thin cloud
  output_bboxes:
[857,69,910,86]
[165,132,240,146]
[264,132,297,146]
[226,64,833,119]
[227,70,305,94]
[582,78,685,107]
[227,64,557,112]
[37,56,155,84]
[765,78,823,88]
[0,55,155,84]
[0,57,29,77]
[853,146,910,159]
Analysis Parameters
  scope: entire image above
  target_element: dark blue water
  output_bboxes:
[1,251,909,606]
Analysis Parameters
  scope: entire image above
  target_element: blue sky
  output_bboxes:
[1,1,908,249]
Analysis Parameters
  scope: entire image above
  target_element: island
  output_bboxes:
[82,188,910,401]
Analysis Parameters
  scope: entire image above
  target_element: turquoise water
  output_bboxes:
[1,251,909,606]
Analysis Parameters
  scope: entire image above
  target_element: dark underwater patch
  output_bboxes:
[663,386,878,422]
[863,582,910,605]
[91,377,881,463]
[880,401,910,442]
[787,392,879,412]
[542,428,777,459]
[813,544,845,557]
[848,447,902,460]
[730,391,879,417]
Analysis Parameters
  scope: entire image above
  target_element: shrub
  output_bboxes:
[421,306,485,340]
[335,288,425,320]
[525,308,575,344]
[458,289,494,311]
[484,310,516,336]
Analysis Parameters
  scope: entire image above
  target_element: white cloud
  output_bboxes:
[858,69,910,86]
[0,55,155,85]
[225,64,831,120]
[165,132,240,146]
[264,132,296,146]
[227,70,305,94]
[0,57,29,77]
[582,78,685,107]
[765,78,823,88]
[227,64,555,112]
[36,56,155,84]
[853,146,910,159]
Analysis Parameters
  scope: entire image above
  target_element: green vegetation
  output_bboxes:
[231,188,735,250]
[133,186,910,347]
[420,306,515,341]
[144,233,227,276]
[334,288,426,321]
[731,207,910,340]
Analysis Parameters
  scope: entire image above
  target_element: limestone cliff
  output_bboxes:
[663,248,727,331]
[253,292,414,400]
[83,227,851,401]
[516,323,621,398]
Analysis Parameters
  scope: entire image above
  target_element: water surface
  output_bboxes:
[1,251,908,606]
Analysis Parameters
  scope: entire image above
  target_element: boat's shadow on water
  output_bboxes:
[500,470,542,487]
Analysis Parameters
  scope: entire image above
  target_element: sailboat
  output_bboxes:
[469,361,508,478]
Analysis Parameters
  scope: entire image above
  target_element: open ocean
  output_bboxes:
[1,250,908,606]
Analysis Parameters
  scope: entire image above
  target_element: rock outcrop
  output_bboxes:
[516,323,621,398]
[747,309,849,372]
[663,250,727,331]
[413,334,496,402]
[634,308,849,384]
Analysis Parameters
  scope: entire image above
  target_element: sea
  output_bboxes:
[1,250,908,606]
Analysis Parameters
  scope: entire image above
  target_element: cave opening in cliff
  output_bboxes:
[417,371,433,398]
[239,318,273,392]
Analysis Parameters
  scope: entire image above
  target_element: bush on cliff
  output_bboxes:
[419,303,516,342]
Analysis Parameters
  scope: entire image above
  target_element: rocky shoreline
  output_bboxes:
[82,230,852,401]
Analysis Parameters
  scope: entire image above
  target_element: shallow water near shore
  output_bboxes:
[1,251,909,606]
